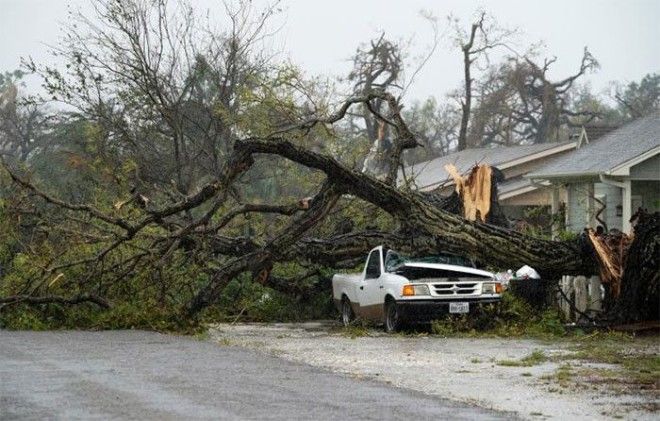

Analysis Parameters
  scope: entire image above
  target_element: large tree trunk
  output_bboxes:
[236,137,594,277]
[607,212,659,324]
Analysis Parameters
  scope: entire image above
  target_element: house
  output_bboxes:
[401,141,577,221]
[527,113,660,234]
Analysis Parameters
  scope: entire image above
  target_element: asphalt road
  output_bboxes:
[0,330,511,420]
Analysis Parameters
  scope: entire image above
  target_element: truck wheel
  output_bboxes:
[384,300,401,333]
[341,297,355,327]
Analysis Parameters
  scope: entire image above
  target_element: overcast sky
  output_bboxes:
[1,0,658,102]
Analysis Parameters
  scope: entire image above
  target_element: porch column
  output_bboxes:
[622,179,632,234]
[586,183,595,228]
[551,187,560,239]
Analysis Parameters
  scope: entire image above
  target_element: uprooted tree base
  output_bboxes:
[0,92,655,326]
[606,212,659,324]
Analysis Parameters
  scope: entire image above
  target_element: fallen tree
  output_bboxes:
[1,92,602,318]
[0,1,654,326]
[3,90,658,326]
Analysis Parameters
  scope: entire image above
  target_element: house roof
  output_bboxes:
[498,178,537,199]
[528,113,660,179]
[402,141,575,191]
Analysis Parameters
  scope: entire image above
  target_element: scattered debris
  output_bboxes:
[516,265,541,280]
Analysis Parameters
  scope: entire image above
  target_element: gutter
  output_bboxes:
[525,171,599,180]
[528,177,551,189]
[598,174,625,188]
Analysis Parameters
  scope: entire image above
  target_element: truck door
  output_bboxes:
[358,247,386,321]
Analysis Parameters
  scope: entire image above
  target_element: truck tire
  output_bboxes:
[341,297,355,327]
[384,300,401,333]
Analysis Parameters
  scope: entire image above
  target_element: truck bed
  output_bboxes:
[331,273,362,302]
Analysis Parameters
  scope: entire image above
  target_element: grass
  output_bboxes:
[528,331,660,392]
[560,331,659,386]
[475,327,657,393]
[621,354,660,385]
[217,337,232,346]
[193,331,211,341]
[553,364,575,387]
[336,324,371,339]
[497,350,548,367]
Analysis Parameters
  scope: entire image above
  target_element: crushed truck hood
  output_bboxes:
[401,262,494,279]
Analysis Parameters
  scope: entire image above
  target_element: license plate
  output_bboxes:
[449,302,469,314]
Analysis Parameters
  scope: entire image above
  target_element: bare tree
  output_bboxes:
[349,35,403,140]
[449,12,516,151]
[505,48,600,143]
[348,35,404,180]
[24,0,287,197]
[465,48,600,146]
[402,98,459,163]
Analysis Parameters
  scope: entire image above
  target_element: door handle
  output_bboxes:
[359,286,364,290]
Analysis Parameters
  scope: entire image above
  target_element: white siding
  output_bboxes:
[594,183,623,231]
[630,154,660,180]
[567,182,591,232]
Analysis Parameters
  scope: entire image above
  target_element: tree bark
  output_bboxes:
[607,212,659,323]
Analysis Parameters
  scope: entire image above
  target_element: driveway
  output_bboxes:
[0,330,509,420]
[211,322,659,420]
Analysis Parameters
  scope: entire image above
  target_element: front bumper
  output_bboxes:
[395,297,500,322]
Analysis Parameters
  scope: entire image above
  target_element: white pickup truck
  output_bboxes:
[332,246,502,332]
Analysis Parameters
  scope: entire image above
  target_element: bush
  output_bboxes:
[430,292,566,338]
[0,301,204,333]
[207,272,335,323]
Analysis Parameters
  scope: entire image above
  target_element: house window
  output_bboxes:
[616,205,623,217]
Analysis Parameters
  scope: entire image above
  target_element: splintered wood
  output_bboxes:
[444,163,492,222]
[587,229,632,298]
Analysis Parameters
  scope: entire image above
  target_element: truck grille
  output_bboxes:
[432,282,478,295]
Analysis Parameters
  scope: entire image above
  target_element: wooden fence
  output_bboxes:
[557,275,603,322]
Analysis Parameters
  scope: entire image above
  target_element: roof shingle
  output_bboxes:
[528,113,660,179]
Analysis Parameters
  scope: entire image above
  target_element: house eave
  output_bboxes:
[497,141,577,170]
[607,145,660,177]
[499,185,539,201]
[526,172,601,182]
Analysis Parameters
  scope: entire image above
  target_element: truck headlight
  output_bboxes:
[482,282,503,294]
[402,284,430,296]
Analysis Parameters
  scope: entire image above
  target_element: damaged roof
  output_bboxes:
[528,113,660,179]
[403,142,575,190]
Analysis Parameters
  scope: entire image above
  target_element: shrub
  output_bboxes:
[431,292,566,338]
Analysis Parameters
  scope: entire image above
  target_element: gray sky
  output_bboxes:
[1,0,658,102]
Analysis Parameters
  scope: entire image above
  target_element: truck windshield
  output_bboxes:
[384,250,474,272]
